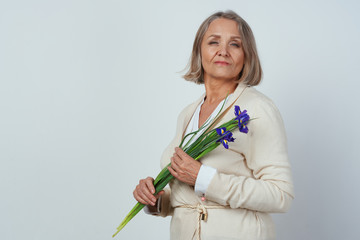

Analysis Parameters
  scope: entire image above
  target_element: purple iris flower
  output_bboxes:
[234,105,250,133]
[216,127,235,149]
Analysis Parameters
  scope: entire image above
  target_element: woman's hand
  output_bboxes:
[133,177,164,206]
[168,147,201,186]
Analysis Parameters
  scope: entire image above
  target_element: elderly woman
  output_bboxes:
[133,10,294,240]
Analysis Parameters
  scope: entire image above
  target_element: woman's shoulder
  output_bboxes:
[241,86,274,105]
[239,86,283,120]
[240,87,278,109]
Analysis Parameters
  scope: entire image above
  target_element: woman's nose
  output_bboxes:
[217,44,229,57]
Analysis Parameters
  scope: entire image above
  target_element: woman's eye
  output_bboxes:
[230,43,240,47]
[209,41,218,45]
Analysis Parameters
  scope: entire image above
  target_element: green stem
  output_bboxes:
[153,164,171,185]
[112,202,145,237]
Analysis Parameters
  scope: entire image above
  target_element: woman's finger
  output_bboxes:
[144,177,156,195]
[175,147,189,159]
[134,179,156,205]
[168,165,179,179]
[172,153,182,163]
[133,189,148,205]
[137,188,156,206]
[139,182,156,204]
[170,157,181,173]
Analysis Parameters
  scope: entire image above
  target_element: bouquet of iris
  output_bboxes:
[112,104,250,238]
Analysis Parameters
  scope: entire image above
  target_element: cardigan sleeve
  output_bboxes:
[205,98,294,213]
[158,187,173,217]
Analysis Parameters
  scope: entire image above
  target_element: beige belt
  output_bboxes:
[175,203,230,240]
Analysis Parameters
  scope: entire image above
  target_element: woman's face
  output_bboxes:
[201,18,245,82]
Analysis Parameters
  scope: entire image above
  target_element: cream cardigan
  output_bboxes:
[158,83,294,240]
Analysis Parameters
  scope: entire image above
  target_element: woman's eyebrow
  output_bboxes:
[207,34,241,40]
[230,36,242,40]
[207,34,221,39]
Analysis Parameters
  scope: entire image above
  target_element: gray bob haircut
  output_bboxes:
[183,10,262,86]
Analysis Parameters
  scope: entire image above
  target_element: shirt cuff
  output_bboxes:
[194,165,217,196]
[143,195,162,215]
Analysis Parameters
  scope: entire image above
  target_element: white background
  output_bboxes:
[1,0,359,239]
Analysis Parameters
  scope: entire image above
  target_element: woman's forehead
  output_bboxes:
[205,18,241,37]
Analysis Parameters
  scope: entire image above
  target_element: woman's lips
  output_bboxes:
[214,61,230,65]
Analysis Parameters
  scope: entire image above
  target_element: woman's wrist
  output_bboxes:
[194,165,217,196]
[143,195,162,215]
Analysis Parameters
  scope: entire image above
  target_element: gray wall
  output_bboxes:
[1,0,359,239]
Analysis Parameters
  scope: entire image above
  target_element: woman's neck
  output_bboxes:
[203,78,238,105]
